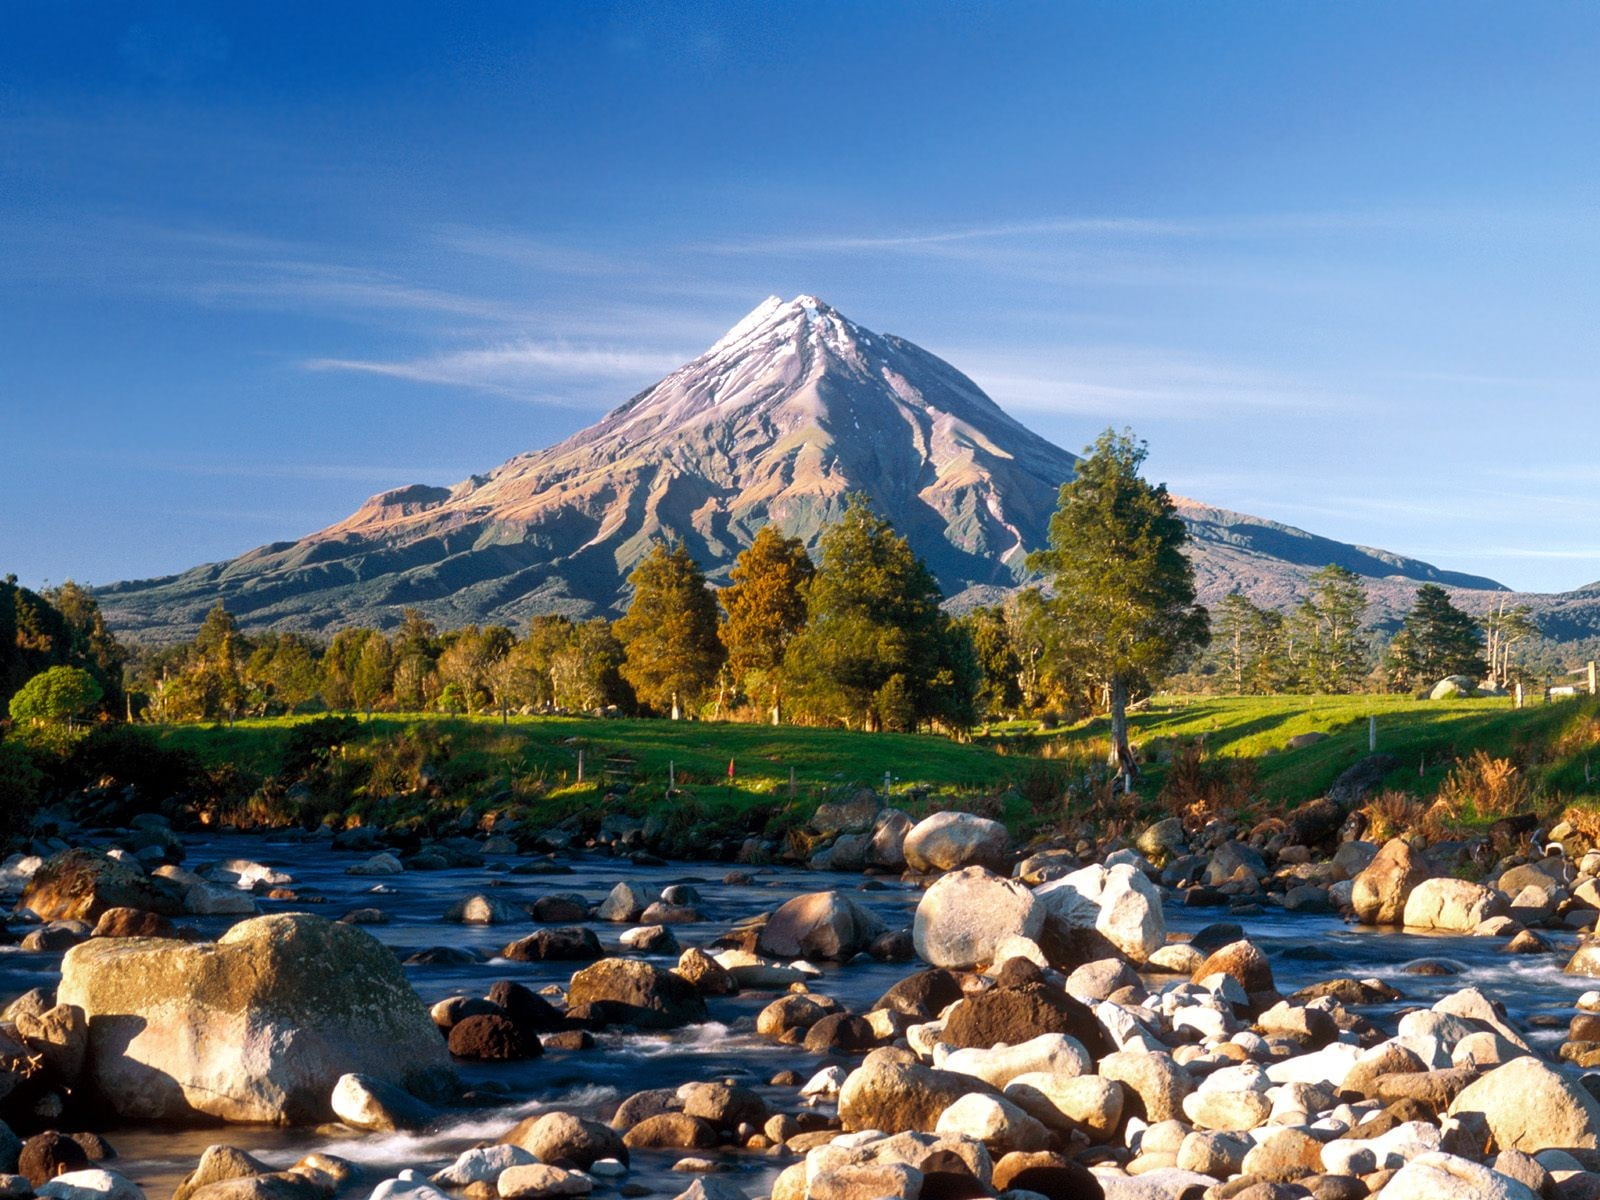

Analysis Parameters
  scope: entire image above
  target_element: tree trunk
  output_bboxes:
[1108,675,1137,779]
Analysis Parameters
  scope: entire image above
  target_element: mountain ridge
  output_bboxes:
[97,295,1597,643]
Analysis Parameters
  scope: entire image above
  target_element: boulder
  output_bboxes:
[57,913,454,1124]
[565,959,708,1030]
[36,1169,146,1200]
[447,1015,542,1061]
[443,895,520,924]
[934,1093,1051,1154]
[1447,1057,1600,1152]
[868,811,914,871]
[595,883,652,923]
[810,792,881,837]
[902,812,1010,874]
[941,982,1110,1057]
[1350,839,1430,925]
[1384,1151,1537,1200]
[1094,865,1165,962]
[1190,939,1275,995]
[912,866,1044,969]
[502,1112,627,1169]
[430,1146,533,1189]
[495,1164,591,1199]
[755,892,886,961]
[1404,878,1509,933]
[1431,677,1479,700]
[838,1057,994,1133]
[501,928,603,962]
[90,908,179,940]
[330,1074,435,1132]
[18,850,181,923]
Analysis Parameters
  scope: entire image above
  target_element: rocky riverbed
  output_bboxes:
[3,793,1600,1200]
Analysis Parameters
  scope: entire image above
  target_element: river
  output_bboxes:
[6,831,1590,1199]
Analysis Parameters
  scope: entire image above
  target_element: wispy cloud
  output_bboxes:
[947,345,1355,419]
[304,341,690,395]
[699,210,1415,256]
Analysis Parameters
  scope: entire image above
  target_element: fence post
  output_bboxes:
[1590,661,1597,696]
[576,749,585,784]
[1515,682,1524,709]
[669,760,675,791]
[1368,715,1376,752]
[789,766,796,799]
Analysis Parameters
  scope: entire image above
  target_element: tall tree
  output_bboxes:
[1384,584,1486,691]
[616,542,724,718]
[1294,565,1370,693]
[1483,599,1539,688]
[720,526,814,723]
[1027,429,1208,776]
[783,495,973,731]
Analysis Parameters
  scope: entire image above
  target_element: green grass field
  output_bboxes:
[152,713,1060,831]
[985,692,1600,806]
[148,692,1600,836]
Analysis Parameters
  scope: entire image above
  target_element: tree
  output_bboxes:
[963,604,1022,718]
[783,495,974,731]
[616,542,724,718]
[44,581,126,714]
[1483,599,1539,688]
[720,526,814,723]
[190,601,247,722]
[9,666,102,727]
[551,619,629,712]
[244,634,322,715]
[1293,565,1370,693]
[435,626,512,715]
[1206,592,1296,693]
[1384,584,1486,692]
[1027,429,1208,776]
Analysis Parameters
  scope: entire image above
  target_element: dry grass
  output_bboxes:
[1158,739,1261,830]
[1432,749,1533,824]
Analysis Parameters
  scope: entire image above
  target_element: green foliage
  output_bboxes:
[1,578,123,718]
[1027,429,1208,768]
[1205,592,1295,693]
[0,740,43,841]
[1293,565,1371,693]
[1385,584,1487,692]
[9,666,103,726]
[616,542,724,717]
[783,495,975,731]
[720,526,814,717]
[58,724,204,800]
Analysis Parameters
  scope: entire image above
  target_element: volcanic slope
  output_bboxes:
[101,294,1575,641]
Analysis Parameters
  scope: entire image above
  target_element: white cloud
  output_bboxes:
[303,341,690,395]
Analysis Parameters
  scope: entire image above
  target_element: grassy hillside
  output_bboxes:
[984,692,1600,809]
[153,714,1062,836]
[141,694,1600,842]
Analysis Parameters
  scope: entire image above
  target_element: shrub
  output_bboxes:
[64,724,204,801]
[0,741,44,841]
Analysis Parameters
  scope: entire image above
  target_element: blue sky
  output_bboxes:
[3,1,1597,594]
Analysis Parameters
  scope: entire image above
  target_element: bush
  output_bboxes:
[281,715,365,779]
[62,724,204,801]
[0,741,43,841]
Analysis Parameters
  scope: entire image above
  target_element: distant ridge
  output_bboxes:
[98,294,1598,642]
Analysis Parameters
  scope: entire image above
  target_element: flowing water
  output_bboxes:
[6,832,1593,1199]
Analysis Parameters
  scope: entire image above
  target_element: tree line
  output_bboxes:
[1,429,1563,755]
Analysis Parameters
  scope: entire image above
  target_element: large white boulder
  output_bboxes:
[1404,877,1508,932]
[913,866,1044,969]
[902,812,1010,874]
[58,913,455,1124]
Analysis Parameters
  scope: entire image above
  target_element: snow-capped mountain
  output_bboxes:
[101,294,1559,640]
